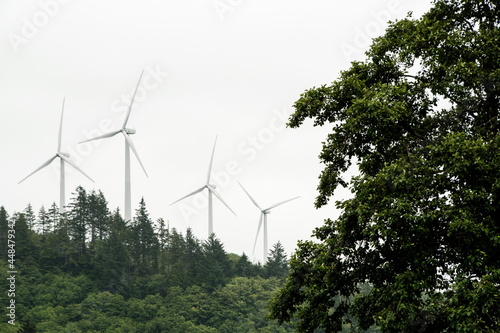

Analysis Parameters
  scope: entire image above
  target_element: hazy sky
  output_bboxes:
[1,0,433,262]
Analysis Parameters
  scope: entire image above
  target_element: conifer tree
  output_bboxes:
[0,206,8,259]
[156,217,169,249]
[164,228,187,286]
[264,242,288,279]
[87,190,110,243]
[47,203,60,233]
[67,186,88,256]
[23,204,36,231]
[13,213,37,263]
[131,198,159,275]
[37,206,49,235]
[100,209,133,292]
[202,234,231,291]
[234,253,256,277]
[185,228,204,285]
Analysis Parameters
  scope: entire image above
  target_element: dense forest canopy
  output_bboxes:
[270,0,500,332]
[0,186,298,332]
[4,0,499,332]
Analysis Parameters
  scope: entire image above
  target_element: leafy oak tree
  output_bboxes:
[270,0,500,332]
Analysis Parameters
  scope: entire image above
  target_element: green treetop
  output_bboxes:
[270,0,500,332]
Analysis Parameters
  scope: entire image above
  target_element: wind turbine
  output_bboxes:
[238,182,299,264]
[19,98,94,213]
[79,71,148,221]
[171,136,236,236]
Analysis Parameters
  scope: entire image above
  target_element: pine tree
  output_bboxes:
[67,186,89,256]
[13,213,37,263]
[131,198,159,275]
[23,204,36,231]
[185,228,204,286]
[234,253,256,277]
[38,223,73,271]
[87,190,110,243]
[164,228,187,287]
[202,234,232,291]
[264,242,288,279]
[47,203,60,233]
[99,209,133,292]
[37,206,49,235]
[156,218,169,249]
[0,206,9,259]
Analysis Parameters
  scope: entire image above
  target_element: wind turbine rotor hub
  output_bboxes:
[124,128,136,134]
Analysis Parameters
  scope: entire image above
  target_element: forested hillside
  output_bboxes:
[0,186,296,332]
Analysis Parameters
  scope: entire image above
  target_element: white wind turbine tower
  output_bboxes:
[171,136,236,237]
[79,71,148,221]
[238,182,299,264]
[19,98,94,213]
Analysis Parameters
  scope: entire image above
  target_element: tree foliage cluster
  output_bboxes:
[270,0,500,332]
[0,186,292,332]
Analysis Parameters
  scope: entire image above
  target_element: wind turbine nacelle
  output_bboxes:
[125,128,136,134]
[264,210,271,214]
[208,184,217,190]
[59,152,70,158]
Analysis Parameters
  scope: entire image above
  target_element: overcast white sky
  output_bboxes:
[0,0,433,262]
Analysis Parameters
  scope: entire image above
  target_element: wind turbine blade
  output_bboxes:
[170,186,206,205]
[79,130,121,144]
[206,135,217,184]
[238,182,262,210]
[122,70,144,129]
[210,188,237,216]
[59,155,95,183]
[252,213,264,255]
[58,97,65,152]
[123,132,148,177]
[18,155,58,184]
[264,196,300,211]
